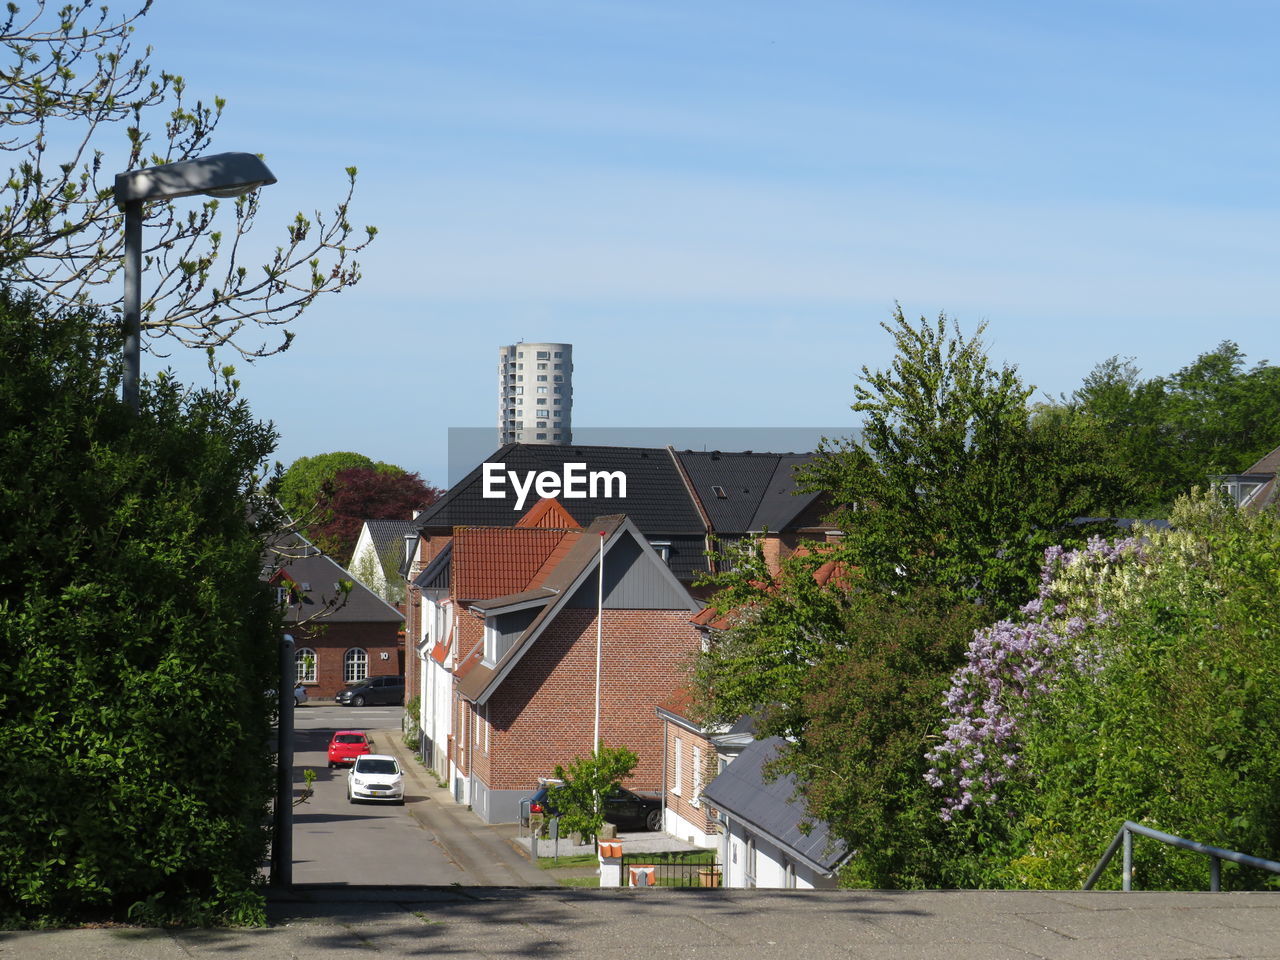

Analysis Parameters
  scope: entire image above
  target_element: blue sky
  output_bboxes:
[139,1,1279,486]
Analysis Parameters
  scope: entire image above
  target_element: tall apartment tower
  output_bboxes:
[498,342,573,445]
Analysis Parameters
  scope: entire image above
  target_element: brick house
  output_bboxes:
[268,532,404,699]
[401,444,839,763]
[410,498,703,823]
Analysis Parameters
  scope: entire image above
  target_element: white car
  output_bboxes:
[347,754,404,804]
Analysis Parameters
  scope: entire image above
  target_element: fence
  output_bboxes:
[1084,820,1280,891]
[622,851,722,888]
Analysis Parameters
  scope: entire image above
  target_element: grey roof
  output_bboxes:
[674,451,794,533]
[267,532,403,624]
[361,519,418,578]
[701,737,850,876]
[749,455,825,532]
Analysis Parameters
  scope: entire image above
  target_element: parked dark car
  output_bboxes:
[524,784,663,832]
[336,675,405,707]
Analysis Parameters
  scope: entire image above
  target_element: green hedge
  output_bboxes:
[0,290,281,925]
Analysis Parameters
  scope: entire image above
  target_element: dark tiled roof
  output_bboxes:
[267,532,403,624]
[675,450,785,532]
[417,444,702,536]
[701,737,849,875]
[749,455,825,532]
[360,519,418,579]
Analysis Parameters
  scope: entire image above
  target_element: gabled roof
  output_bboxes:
[456,516,699,704]
[452,526,577,601]
[416,444,703,535]
[357,519,418,576]
[265,531,403,624]
[701,737,850,877]
[674,451,822,534]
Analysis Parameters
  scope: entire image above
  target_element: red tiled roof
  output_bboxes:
[515,497,581,530]
[452,527,572,599]
[451,498,584,600]
[657,685,697,719]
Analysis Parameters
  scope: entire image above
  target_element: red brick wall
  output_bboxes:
[291,620,402,700]
[664,722,719,835]
[481,608,701,793]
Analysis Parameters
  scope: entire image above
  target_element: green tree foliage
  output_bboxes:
[275,451,405,535]
[551,745,639,843]
[0,2,374,357]
[994,493,1280,890]
[804,308,1129,616]
[1057,342,1280,515]
[0,289,281,925]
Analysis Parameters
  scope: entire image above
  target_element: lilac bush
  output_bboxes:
[925,536,1143,819]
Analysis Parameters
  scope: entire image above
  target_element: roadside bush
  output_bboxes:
[940,492,1280,890]
[0,289,281,925]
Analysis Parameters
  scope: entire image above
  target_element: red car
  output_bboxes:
[328,730,371,768]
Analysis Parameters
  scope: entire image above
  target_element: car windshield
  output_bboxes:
[334,735,366,744]
[355,758,398,775]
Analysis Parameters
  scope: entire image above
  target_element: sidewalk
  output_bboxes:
[370,729,551,887]
[5,889,1279,959]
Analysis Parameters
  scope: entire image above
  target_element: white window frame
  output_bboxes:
[344,648,368,683]
[691,745,704,808]
[295,647,317,683]
[672,737,683,796]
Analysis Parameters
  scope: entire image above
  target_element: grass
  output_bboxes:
[557,876,600,888]
[537,853,599,869]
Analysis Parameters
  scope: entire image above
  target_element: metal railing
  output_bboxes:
[1084,820,1280,892]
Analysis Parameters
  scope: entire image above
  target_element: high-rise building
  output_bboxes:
[498,342,573,445]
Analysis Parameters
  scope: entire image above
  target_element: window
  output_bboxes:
[672,738,683,796]
[553,386,562,394]
[536,397,547,405]
[295,647,317,683]
[537,421,548,428]
[344,648,368,683]
[553,433,562,440]
[745,836,757,888]
[553,351,562,358]
[536,350,550,360]
[537,362,547,370]
[537,374,548,381]
[650,541,671,564]
[515,386,523,394]
[553,398,561,405]
[553,375,563,382]
[536,433,547,439]
[691,746,704,807]
[537,386,548,394]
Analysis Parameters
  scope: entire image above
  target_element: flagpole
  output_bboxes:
[594,530,604,757]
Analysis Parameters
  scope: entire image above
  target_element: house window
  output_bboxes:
[672,737,683,796]
[650,541,671,563]
[553,398,561,405]
[536,397,547,405]
[344,648,368,683]
[537,362,547,370]
[554,363,562,369]
[783,858,796,888]
[295,647,317,683]
[745,835,757,888]
[554,351,562,358]
[536,433,547,440]
[691,745,704,808]
[536,350,550,360]
[537,374,548,381]
[553,375,563,382]
[537,386,548,394]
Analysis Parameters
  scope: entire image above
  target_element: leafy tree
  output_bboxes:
[0,1,374,358]
[804,307,1129,615]
[987,494,1280,890]
[0,287,281,924]
[275,452,389,523]
[551,745,639,843]
[311,466,441,561]
[1057,342,1280,515]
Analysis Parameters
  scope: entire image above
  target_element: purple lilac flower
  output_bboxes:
[925,537,1143,817]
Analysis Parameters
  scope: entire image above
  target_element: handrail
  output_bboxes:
[1084,820,1280,891]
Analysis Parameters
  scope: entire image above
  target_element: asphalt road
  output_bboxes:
[290,703,470,885]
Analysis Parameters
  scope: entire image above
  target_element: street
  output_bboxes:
[290,703,469,885]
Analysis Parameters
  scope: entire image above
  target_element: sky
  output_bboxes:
[132,0,1279,487]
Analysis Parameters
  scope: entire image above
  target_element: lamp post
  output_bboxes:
[112,152,277,412]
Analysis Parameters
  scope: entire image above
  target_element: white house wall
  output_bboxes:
[722,819,835,890]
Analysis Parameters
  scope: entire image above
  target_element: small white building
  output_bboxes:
[701,737,851,889]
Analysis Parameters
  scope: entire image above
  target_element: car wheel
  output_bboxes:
[645,809,662,832]
[353,695,365,707]
[327,761,334,769]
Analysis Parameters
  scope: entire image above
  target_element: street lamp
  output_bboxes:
[112,152,277,412]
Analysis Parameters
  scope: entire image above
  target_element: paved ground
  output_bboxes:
[4,888,1279,959]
